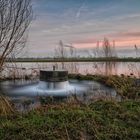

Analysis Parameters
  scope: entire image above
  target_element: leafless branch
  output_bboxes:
[0,0,32,72]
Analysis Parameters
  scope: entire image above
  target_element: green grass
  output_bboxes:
[0,101,140,140]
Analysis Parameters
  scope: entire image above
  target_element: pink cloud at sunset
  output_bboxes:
[73,39,140,49]
[73,32,140,49]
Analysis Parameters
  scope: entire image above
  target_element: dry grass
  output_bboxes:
[0,95,14,116]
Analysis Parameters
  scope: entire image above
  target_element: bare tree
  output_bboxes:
[0,0,32,72]
[102,38,116,57]
[134,44,140,57]
[58,40,67,59]
[102,38,118,75]
[54,40,67,69]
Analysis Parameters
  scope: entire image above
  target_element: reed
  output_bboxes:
[0,95,14,116]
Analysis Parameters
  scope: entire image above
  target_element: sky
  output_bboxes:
[26,0,140,57]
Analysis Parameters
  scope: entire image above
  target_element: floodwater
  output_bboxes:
[1,61,132,111]
[1,61,139,111]
[2,62,140,78]
[1,79,117,98]
[0,79,120,112]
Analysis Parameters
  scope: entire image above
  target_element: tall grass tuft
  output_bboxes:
[0,95,14,116]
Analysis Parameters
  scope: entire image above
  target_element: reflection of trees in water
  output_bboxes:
[127,62,140,78]
[104,62,117,76]
[93,62,118,76]
[92,38,118,76]
[93,62,103,75]
[102,38,117,57]
[67,62,79,74]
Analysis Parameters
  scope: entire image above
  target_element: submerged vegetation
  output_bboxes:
[0,101,140,140]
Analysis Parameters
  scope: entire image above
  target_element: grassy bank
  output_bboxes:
[0,101,140,140]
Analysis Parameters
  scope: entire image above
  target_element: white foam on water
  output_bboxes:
[1,80,117,98]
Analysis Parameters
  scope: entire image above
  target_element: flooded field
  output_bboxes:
[1,61,140,79]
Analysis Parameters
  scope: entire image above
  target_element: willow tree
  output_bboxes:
[0,0,32,72]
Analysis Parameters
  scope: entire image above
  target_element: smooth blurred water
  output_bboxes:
[1,79,117,98]
[0,79,120,112]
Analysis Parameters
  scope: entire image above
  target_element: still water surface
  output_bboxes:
[2,62,140,78]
